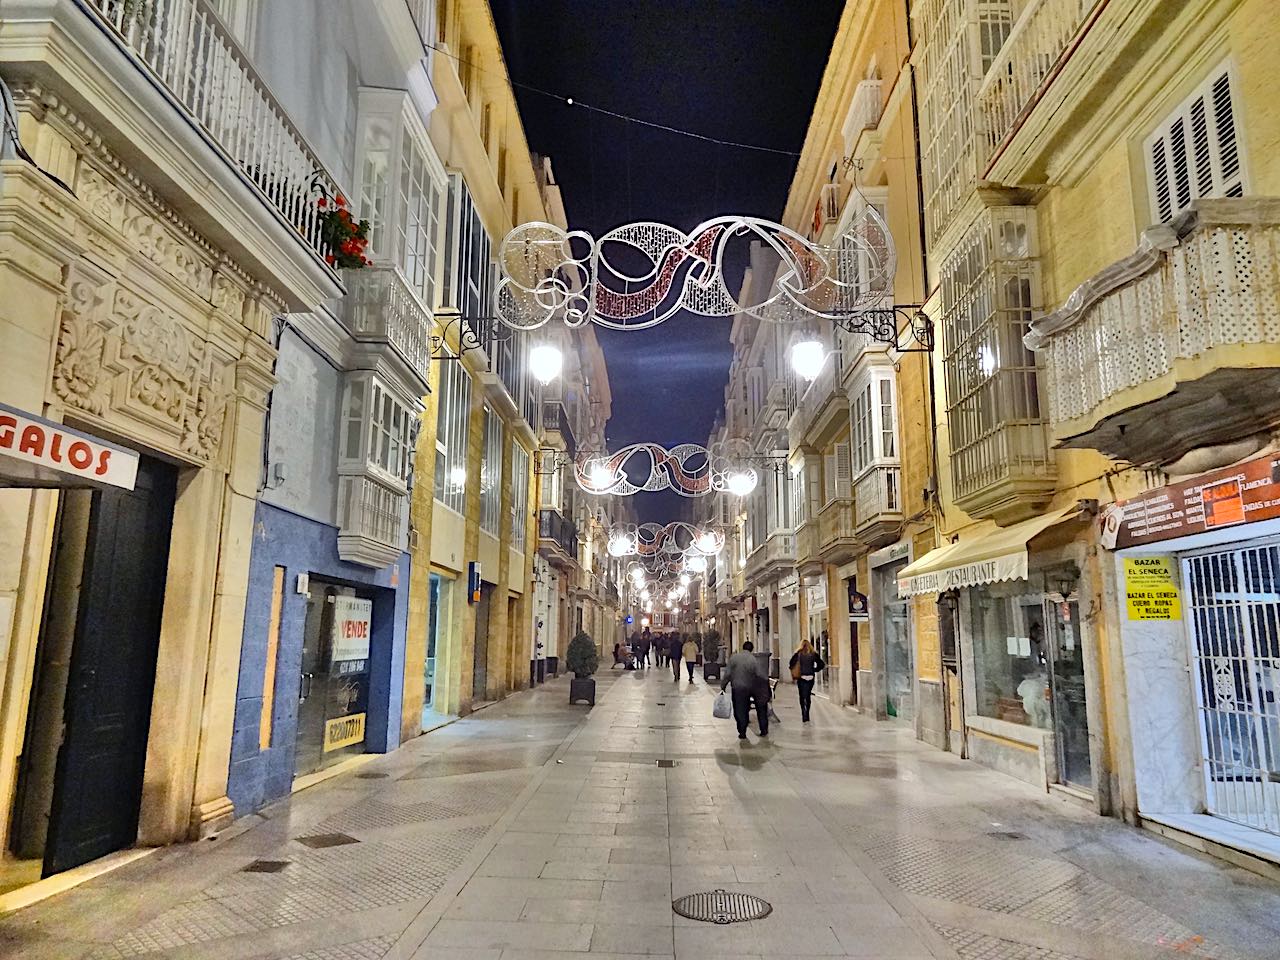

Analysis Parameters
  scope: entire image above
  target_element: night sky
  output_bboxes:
[491,1,844,521]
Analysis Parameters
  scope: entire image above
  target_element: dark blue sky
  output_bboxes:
[492,1,844,520]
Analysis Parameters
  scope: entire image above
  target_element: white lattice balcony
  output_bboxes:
[978,0,1099,160]
[337,475,407,569]
[1026,198,1280,466]
[795,520,822,575]
[854,465,903,548]
[340,267,433,388]
[746,531,795,583]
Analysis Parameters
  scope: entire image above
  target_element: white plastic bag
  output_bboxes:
[713,689,732,720]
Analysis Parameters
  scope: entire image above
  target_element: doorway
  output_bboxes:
[1046,597,1091,790]
[11,456,176,878]
[473,582,493,702]
[293,580,372,778]
[877,559,914,721]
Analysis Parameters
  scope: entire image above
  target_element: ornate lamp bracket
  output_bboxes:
[833,304,934,353]
[430,314,515,362]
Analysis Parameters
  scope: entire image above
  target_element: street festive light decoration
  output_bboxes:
[685,554,708,573]
[494,206,895,333]
[528,343,564,384]
[574,441,757,498]
[790,339,827,381]
[606,522,725,559]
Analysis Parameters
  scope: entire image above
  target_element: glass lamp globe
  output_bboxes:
[529,344,563,385]
[686,555,707,573]
[726,469,757,497]
[695,531,720,554]
[589,463,613,490]
[790,339,826,381]
[679,573,691,586]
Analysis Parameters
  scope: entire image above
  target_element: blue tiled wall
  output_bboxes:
[227,501,409,818]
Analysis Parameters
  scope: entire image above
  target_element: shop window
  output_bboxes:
[969,582,1051,728]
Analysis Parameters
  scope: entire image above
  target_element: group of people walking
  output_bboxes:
[616,629,827,740]
[616,629,702,682]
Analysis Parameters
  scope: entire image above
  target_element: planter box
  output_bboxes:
[569,676,596,706]
[546,656,559,678]
[703,661,722,682]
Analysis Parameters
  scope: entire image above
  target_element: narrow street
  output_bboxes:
[4,670,1278,960]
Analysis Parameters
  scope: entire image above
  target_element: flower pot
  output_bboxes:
[569,676,596,706]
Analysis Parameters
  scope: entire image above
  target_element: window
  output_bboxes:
[480,405,503,536]
[850,370,899,475]
[340,374,413,485]
[511,442,530,553]
[969,582,1051,729]
[434,356,471,514]
[441,172,493,323]
[398,129,443,307]
[822,442,851,505]
[1145,63,1245,224]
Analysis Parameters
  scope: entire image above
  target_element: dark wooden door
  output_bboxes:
[44,457,175,876]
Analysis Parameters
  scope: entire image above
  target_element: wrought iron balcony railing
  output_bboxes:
[538,508,579,560]
[86,0,342,268]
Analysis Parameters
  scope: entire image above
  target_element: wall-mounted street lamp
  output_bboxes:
[529,343,564,385]
[790,339,826,381]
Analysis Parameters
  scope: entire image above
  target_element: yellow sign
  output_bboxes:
[1124,556,1182,620]
[323,712,366,752]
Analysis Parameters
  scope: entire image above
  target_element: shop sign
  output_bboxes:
[805,579,827,611]
[332,596,372,662]
[1101,453,1280,550]
[848,589,869,623]
[1123,556,1182,620]
[898,556,1018,597]
[778,573,799,606]
[323,712,366,752]
[0,402,139,490]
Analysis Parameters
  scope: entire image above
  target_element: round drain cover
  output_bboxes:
[672,889,771,924]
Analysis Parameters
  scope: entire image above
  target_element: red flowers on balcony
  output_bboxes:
[317,193,371,269]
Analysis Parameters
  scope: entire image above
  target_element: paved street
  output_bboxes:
[3,668,1279,960]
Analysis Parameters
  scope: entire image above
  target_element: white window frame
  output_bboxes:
[510,442,530,553]
[1143,60,1247,225]
[433,355,471,515]
[480,405,503,536]
[339,373,414,488]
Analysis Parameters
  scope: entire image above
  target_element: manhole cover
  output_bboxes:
[656,759,678,768]
[355,772,388,779]
[673,889,771,924]
[295,832,360,849]
[986,831,1027,840]
[242,859,290,873]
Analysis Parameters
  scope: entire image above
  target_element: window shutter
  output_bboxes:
[823,452,837,504]
[835,442,852,499]
[1145,63,1246,224]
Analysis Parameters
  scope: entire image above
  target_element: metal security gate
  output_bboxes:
[1183,546,1280,835]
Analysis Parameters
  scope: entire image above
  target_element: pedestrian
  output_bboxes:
[669,633,683,681]
[681,635,698,682]
[612,641,625,669]
[643,628,656,666]
[789,638,826,723]
[638,633,650,668]
[721,640,769,739]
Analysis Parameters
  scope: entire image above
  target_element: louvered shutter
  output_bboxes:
[823,452,837,505]
[1145,63,1245,224]
[834,442,852,499]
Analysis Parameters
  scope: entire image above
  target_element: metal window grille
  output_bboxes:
[1183,546,1280,836]
[480,406,503,536]
[433,353,471,514]
[510,442,530,553]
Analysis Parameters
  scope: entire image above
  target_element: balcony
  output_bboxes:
[745,531,795,584]
[795,520,822,576]
[1027,198,1280,466]
[541,401,577,456]
[817,498,860,564]
[340,267,432,389]
[842,78,883,159]
[538,508,578,569]
[337,475,407,569]
[854,465,903,548]
[789,352,846,447]
[9,0,346,307]
[978,0,1099,164]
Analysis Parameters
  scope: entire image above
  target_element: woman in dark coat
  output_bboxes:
[788,638,826,723]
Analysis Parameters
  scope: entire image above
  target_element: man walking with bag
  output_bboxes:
[721,641,769,740]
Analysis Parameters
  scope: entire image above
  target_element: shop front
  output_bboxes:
[1105,453,1280,860]
[804,577,832,699]
[898,506,1098,796]
[873,554,914,722]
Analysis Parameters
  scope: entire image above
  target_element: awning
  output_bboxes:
[0,402,139,491]
[897,505,1082,597]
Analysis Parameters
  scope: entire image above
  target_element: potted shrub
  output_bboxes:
[566,630,599,705]
[702,630,723,682]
